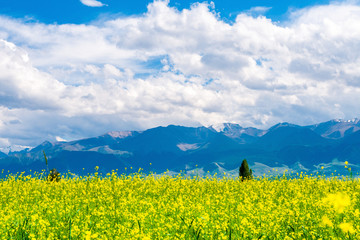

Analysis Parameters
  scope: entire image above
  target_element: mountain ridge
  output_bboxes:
[1,118,360,176]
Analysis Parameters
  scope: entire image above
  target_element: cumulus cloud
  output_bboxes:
[0,1,360,148]
[80,0,106,7]
[245,6,272,17]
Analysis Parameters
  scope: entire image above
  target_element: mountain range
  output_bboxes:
[1,118,360,177]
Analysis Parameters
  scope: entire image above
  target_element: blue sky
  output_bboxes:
[0,0,331,24]
[0,0,360,151]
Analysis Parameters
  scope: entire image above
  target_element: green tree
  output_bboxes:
[43,150,60,182]
[48,168,61,182]
[239,159,253,181]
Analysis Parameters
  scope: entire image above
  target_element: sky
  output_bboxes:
[0,0,360,151]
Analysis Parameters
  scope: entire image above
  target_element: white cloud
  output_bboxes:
[0,1,360,148]
[245,6,272,16]
[0,40,66,110]
[80,0,106,7]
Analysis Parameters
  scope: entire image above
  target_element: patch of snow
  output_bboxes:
[210,123,226,132]
[334,118,359,123]
[107,131,133,138]
[251,162,296,176]
[62,143,85,151]
[1,145,33,154]
[350,118,360,123]
[212,162,226,172]
[186,167,206,176]
[88,145,132,156]
[291,162,310,172]
[177,143,200,151]
[55,136,67,142]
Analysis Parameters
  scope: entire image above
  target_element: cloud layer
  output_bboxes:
[0,1,360,150]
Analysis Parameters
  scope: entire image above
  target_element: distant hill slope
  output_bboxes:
[0,152,7,158]
[1,119,360,176]
[306,118,360,139]
[255,123,331,150]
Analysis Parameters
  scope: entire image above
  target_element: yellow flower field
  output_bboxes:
[0,172,359,239]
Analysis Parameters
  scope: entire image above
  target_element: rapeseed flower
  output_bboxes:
[0,172,358,239]
[321,216,333,227]
[322,192,351,213]
[339,222,355,234]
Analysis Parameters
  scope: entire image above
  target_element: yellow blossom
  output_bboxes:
[0,170,358,239]
[321,216,333,227]
[339,222,355,234]
[322,192,351,213]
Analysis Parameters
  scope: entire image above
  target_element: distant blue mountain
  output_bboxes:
[1,119,360,177]
[255,123,331,150]
[306,118,360,139]
[0,151,6,158]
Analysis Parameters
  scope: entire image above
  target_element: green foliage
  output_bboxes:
[43,150,49,172]
[239,159,253,181]
[43,150,60,182]
[48,168,61,182]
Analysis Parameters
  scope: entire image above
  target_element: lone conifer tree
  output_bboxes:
[239,159,253,181]
[48,168,61,182]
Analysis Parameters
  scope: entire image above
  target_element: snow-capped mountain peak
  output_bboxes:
[210,123,227,132]
[307,118,360,139]
[209,123,244,133]
[106,131,134,139]
[208,123,266,143]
